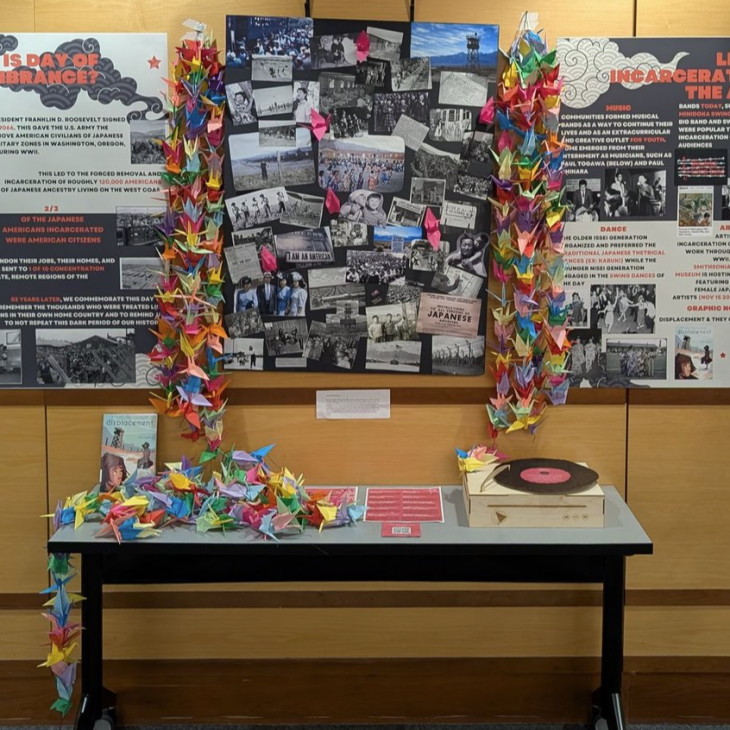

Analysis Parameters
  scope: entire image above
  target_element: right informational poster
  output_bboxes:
[558,38,730,387]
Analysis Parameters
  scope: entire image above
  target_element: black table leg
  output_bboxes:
[75,554,116,730]
[593,555,626,730]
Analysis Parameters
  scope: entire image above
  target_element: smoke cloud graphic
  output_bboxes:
[0,36,163,121]
[557,37,690,109]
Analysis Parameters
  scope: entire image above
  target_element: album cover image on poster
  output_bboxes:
[223,16,498,375]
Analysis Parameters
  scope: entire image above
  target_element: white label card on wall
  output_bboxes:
[316,390,391,420]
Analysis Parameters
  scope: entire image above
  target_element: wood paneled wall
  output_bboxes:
[2,1,730,722]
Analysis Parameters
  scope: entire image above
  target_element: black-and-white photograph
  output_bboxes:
[252,54,292,82]
[366,340,422,372]
[119,257,166,290]
[225,308,265,338]
[226,15,312,69]
[355,60,388,87]
[461,130,493,163]
[438,71,490,107]
[409,239,449,272]
[223,338,264,371]
[116,206,165,247]
[442,200,478,229]
[303,320,360,370]
[606,339,667,381]
[386,283,423,304]
[330,219,368,247]
[293,82,320,124]
[366,301,419,342]
[568,178,601,222]
[319,136,405,193]
[590,284,657,334]
[432,336,485,376]
[252,84,293,117]
[319,72,372,113]
[411,143,460,190]
[566,289,589,327]
[722,179,730,220]
[309,266,345,288]
[275,228,334,266]
[325,302,368,338]
[387,197,425,227]
[454,165,490,200]
[229,129,314,191]
[567,329,605,386]
[279,191,324,228]
[603,169,666,219]
[346,250,406,285]
[311,34,359,69]
[390,57,432,91]
[129,119,165,165]
[410,177,446,207]
[310,283,366,311]
[431,264,484,298]
[226,81,257,125]
[429,108,472,143]
[340,189,388,226]
[367,26,403,62]
[226,188,289,231]
[0,329,21,385]
[259,120,296,147]
[329,107,369,138]
[444,231,488,277]
[35,329,136,386]
[231,225,275,252]
[264,318,307,355]
[373,92,430,133]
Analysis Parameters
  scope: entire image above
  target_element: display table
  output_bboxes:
[49,485,652,730]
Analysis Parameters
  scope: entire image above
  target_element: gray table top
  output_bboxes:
[48,485,652,556]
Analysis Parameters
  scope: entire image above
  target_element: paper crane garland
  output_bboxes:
[486,19,571,438]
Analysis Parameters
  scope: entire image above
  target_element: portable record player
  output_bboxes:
[461,458,605,528]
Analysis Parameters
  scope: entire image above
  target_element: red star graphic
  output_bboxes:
[721,352,726,359]
[148,56,161,69]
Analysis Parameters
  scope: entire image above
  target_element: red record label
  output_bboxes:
[519,467,572,484]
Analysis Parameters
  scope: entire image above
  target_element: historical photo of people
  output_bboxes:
[409,239,449,272]
[432,336,485,376]
[223,338,265,371]
[566,329,605,386]
[366,301,419,343]
[264,318,307,356]
[461,130,493,163]
[366,26,403,62]
[444,232,488,277]
[603,169,666,218]
[567,178,601,222]
[229,129,314,191]
[252,54,293,82]
[319,72,372,113]
[292,81,320,124]
[35,329,136,386]
[339,190,388,226]
[319,136,405,193]
[373,92,430,133]
[129,119,165,165]
[606,339,667,381]
[356,60,388,87]
[280,191,324,228]
[226,15,313,69]
[303,320,360,370]
[325,301,368,338]
[390,57,432,91]
[330,219,369,247]
[346,250,406,285]
[225,81,257,125]
[590,284,657,334]
[411,143,460,190]
[387,197,425,227]
[116,206,165,247]
[429,108,472,143]
[252,84,293,117]
[0,329,21,385]
[258,119,297,147]
[225,308,265,338]
[329,107,369,138]
[226,188,289,230]
[565,289,589,327]
[410,177,446,207]
[431,264,484,298]
[311,34,359,69]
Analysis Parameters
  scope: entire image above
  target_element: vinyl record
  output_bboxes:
[493,459,598,495]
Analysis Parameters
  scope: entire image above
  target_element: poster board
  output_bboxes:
[222,17,496,375]
[0,33,167,388]
[558,37,730,387]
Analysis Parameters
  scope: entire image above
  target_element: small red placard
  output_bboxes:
[381,522,421,538]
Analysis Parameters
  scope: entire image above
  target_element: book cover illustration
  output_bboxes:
[100,413,158,491]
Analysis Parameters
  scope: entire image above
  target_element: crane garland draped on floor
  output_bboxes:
[487,21,571,437]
